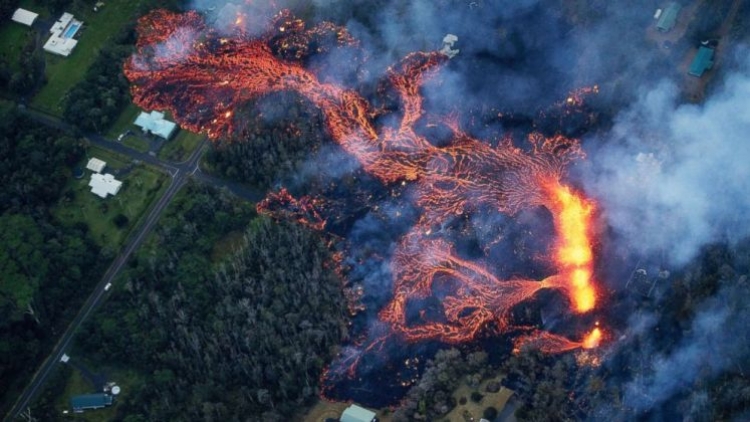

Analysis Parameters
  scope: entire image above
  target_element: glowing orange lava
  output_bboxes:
[125,9,606,372]
[582,327,603,349]
[546,183,597,312]
[514,326,604,354]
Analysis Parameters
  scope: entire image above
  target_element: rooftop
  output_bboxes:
[134,110,178,140]
[656,2,681,32]
[43,12,82,57]
[70,393,113,412]
[86,157,106,173]
[341,404,377,422]
[11,8,38,26]
[89,173,122,198]
[688,46,714,77]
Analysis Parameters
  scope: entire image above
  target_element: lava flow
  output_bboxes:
[125,7,605,385]
[514,326,603,354]
[546,182,597,313]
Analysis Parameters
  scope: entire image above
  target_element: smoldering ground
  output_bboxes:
[177,0,750,416]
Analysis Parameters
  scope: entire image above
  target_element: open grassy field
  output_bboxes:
[0,24,32,72]
[104,103,139,140]
[53,146,168,250]
[444,377,515,422]
[45,362,142,421]
[122,135,149,153]
[18,0,51,19]
[31,0,147,115]
[0,99,15,113]
[158,129,204,162]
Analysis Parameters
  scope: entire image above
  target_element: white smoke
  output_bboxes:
[582,51,750,266]
[621,283,749,413]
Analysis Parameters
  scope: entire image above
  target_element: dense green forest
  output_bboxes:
[205,91,329,190]
[0,27,43,97]
[52,183,349,421]
[0,110,104,413]
[0,0,18,21]
[62,29,135,133]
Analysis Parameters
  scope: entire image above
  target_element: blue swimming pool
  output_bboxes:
[63,23,80,39]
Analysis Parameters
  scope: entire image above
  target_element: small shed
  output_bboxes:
[86,157,106,173]
[11,8,38,26]
[656,2,681,32]
[688,46,714,77]
[71,393,113,413]
[341,404,377,422]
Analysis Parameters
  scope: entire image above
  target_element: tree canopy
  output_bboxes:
[75,184,347,421]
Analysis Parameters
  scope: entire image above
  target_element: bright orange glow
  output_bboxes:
[548,183,597,312]
[582,327,602,349]
[514,326,604,355]
[125,9,607,378]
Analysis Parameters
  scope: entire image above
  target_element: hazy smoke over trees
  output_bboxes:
[582,53,750,266]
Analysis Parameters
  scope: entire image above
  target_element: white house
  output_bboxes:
[89,173,122,198]
[86,157,106,173]
[11,8,38,26]
[340,404,376,422]
[134,110,177,140]
[43,12,83,57]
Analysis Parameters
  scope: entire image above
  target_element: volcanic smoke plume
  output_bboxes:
[125,6,604,395]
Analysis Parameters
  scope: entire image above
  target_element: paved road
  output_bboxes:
[4,110,264,420]
[20,108,265,202]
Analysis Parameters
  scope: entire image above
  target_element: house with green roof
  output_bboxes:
[688,46,715,77]
[71,393,113,413]
[656,2,682,32]
[341,404,377,422]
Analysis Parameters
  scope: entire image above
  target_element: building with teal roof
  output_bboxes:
[70,393,113,413]
[688,47,715,77]
[341,404,377,422]
[656,2,682,32]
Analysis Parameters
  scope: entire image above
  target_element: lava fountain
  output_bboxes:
[124,7,606,391]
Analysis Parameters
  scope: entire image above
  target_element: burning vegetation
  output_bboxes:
[125,6,605,401]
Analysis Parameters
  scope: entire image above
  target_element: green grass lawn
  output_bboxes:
[0,24,33,72]
[53,146,168,250]
[83,145,130,170]
[0,99,15,113]
[31,0,147,115]
[18,0,51,19]
[102,104,151,153]
[158,129,204,162]
[52,364,142,421]
[122,135,149,153]
[105,103,139,140]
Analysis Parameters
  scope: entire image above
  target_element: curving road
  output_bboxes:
[4,109,263,421]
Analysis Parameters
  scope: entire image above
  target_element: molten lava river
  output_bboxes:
[125,8,605,401]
